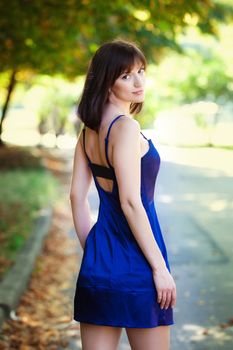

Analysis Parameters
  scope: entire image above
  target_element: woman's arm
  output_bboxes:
[112,117,176,309]
[69,130,93,249]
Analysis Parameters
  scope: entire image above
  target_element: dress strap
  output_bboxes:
[140,131,149,141]
[105,114,124,169]
[82,127,91,164]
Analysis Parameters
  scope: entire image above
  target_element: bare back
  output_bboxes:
[81,115,150,193]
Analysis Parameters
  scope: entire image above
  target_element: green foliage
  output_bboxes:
[0,0,232,78]
[167,52,233,103]
[137,44,233,129]
[1,1,232,132]
[0,168,59,278]
[135,87,159,128]
[37,87,76,136]
[0,168,58,210]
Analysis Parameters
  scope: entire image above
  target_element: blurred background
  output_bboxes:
[0,1,233,349]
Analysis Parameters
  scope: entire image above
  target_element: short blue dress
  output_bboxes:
[73,114,174,328]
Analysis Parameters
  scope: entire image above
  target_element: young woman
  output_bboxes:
[70,39,176,350]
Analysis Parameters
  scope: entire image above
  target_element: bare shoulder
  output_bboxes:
[113,115,140,143]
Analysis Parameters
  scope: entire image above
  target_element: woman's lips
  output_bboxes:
[132,90,144,95]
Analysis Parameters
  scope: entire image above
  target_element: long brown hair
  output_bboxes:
[77,39,147,132]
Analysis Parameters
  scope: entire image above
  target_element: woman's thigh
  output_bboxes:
[80,322,122,350]
[125,325,170,350]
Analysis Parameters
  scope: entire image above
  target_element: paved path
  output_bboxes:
[156,145,233,349]
[65,142,233,349]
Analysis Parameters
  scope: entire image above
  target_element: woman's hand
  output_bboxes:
[152,267,177,309]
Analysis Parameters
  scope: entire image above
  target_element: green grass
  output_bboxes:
[0,168,59,280]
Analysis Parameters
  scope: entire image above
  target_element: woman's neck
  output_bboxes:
[105,102,131,118]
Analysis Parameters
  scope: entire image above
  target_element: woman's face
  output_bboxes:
[110,60,146,104]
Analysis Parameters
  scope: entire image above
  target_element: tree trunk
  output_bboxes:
[0,69,17,147]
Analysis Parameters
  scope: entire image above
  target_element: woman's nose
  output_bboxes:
[134,74,143,87]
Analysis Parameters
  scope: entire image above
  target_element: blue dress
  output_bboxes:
[73,114,174,328]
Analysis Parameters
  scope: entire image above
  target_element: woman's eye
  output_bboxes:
[122,74,130,80]
[121,67,145,79]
